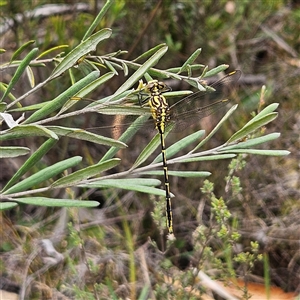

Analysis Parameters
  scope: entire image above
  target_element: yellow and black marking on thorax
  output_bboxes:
[144,80,171,134]
[144,80,174,236]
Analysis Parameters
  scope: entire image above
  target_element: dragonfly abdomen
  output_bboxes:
[146,80,174,236]
[160,132,174,235]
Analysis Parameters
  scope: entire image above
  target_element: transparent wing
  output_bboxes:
[169,70,241,132]
[87,70,241,135]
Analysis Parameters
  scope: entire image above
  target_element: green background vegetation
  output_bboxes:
[0,0,299,299]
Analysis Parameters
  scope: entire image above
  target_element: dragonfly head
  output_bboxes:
[145,80,171,95]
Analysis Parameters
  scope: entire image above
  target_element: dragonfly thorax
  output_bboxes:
[146,80,171,134]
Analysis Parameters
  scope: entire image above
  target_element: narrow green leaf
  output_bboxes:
[0,124,58,141]
[10,40,35,63]
[2,138,57,191]
[259,103,279,115]
[96,105,149,115]
[90,178,161,187]
[0,202,18,210]
[82,0,114,41]
[80,179,166,197]
[153,129,206,163]
[178,48,202,74]
[106,50,128,57]
[47,126,126,148]
[203,65,229,77]
[1,48,39,102]
[167,66,183,73]
[114,45,168,95]
[0,146,30,158]
[227,112,278,143]
[183,78,206,90]
[167,64,205,73]
[148,68,182,80]
[79,72,116,98]
[52,158,121,188]
[176,153,236,163]
[0,102,7,112]
[223,133,281,151]
[187,64,192,77]
[9,101,53,112]
[244,103,279,127]
[68,66,76,84]
[141,170,211,177]
[36,45,69,59]
[133,44,167,62]
[104,59,118,75]
[107,61,123,71]
[144,72,153,82]
[121,61,129,76]
[220,149,290,156]
[132,125,173,168]
[132,132,161,168]
[51,29,111,79]
[3,156,82,195]
[77,58,98,75]
[14,197,99,207]
[25,66,35,88]
[23,71,100,123]
[163,90,193,98]
[3,60,45,68]
[193,104,238,151]
[199,65,208,78]
[59,72,115,114]
[115,60,180,80]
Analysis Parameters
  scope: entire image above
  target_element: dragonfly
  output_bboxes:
[84,70,241,237]
[138,70,241,237]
